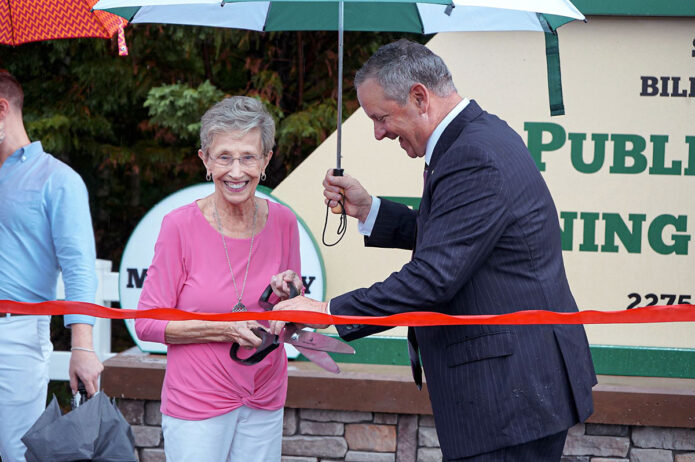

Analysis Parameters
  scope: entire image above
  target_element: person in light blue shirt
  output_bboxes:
[0,70,104,462]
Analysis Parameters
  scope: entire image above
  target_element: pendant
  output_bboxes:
[232,302,246,312]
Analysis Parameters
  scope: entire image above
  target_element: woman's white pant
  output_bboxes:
[162,405,284,462]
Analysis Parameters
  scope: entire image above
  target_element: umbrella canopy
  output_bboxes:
[94,0,583,34]
[0,0,129,55]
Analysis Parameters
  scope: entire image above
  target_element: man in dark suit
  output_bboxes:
[271,39,596,461]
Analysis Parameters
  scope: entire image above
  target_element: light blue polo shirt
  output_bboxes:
[0,141,96,326]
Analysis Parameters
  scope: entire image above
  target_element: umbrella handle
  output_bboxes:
[323,168,347,246]
[330,168,345,214]
[71,379,88,409]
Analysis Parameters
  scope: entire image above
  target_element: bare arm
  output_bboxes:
[164,320,263,348]
[69,323,103,396]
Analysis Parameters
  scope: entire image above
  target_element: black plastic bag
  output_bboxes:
[21,385,136,462]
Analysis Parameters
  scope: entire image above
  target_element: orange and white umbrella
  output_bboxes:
[0,0,128,55]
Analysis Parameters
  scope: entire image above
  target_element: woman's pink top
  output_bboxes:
[136,200,301,420]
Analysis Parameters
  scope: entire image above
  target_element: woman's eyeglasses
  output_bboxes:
[211,154,262,168]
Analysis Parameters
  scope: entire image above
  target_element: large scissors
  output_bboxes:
[229,284,355,373]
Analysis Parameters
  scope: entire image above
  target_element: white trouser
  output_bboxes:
[162,406,284,462]
[0,315,52,462]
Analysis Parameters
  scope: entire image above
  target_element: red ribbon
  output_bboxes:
[1,300,694,326]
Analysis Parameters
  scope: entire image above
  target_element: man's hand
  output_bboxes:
[69,323,103,397]
[323,169,372,222]
[69,350,103,397]
[269,296,330,335]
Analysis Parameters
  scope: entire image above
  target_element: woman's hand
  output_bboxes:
[270,270,303,300]
[165,320,264,347]
[224,321,264,349]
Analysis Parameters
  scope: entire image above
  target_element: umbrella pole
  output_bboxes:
[335,0,344,174]
[329,0,345,214]
[323,0,347,245]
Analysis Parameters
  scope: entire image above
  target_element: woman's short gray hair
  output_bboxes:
[354,39,456,106]
[200,96,275,157]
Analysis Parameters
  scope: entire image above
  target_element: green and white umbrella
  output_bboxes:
[93,0,583,34]
[95,0,585,169]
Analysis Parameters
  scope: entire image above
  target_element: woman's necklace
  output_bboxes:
[212,198,257,312]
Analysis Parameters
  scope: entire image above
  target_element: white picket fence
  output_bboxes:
[52,259,120,381]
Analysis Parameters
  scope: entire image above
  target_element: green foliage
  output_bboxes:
[278,100,338,164]
[144,80,225,144]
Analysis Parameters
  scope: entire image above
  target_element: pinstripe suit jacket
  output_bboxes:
[332,101,596,459]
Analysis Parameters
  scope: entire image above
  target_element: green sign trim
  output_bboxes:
[381,196,421,209]
[589,345,695,378]
[295,336,695,379]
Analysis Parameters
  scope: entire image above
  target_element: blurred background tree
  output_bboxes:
[1,25,424,269]
[1,26,426,375]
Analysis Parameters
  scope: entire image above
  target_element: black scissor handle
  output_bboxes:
[230,284,300,366]
[230,327,281,365]
[259,283,300,309]
[258,285,275,309]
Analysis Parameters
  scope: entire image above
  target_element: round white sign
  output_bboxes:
[118,183,326,356]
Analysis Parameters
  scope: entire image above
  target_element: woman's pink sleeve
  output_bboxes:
[135,215,185,344]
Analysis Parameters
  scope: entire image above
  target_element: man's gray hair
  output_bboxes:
[200,96,275,156]
[354,39,457,105]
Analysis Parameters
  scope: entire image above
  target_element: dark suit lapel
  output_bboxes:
[409,101,484,391]
[419,100,484,223]
[428,99,484,175]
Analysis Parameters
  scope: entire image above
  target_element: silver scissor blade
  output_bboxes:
[287,330,355,355]
[297,347,340,374]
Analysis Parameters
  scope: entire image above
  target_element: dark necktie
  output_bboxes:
[407,163,429,390]
[408,326,422,390]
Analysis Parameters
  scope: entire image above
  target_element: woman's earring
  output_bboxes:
[206,171,212,181]
[0,121,5,145]
[260,171,267,181]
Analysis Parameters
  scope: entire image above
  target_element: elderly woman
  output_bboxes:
[136,96,302,462]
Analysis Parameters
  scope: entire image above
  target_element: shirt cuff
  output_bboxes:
[357,196,381,237]
[64,314,96,327]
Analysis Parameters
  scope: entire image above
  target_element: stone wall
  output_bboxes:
[102,353,695,461]
[563,423,695,462]
[116,399,695,462]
